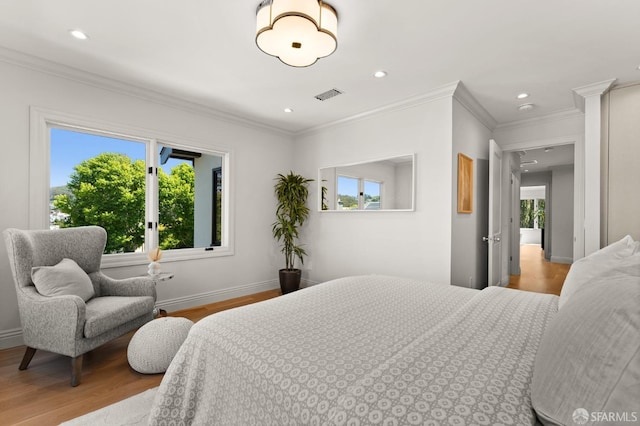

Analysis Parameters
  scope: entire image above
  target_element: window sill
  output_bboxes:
[100,247,233,269]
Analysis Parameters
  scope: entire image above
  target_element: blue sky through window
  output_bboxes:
[337,175,357,195]
[364,180,380,197]
[337,175,380,196]
[50,128,187,187]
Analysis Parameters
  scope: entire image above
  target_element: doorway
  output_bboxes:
[499,143,576,286]
[516,185,548,287]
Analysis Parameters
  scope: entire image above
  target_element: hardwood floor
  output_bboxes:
[507,244,571,296]
[0,289,281,426]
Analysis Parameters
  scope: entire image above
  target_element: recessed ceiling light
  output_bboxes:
[517,93,529,99]
[69,29,88,40]
[544,147,554,153]
[518,103,535,112]
[373,70,387,78]
[284,108,293,113]
[524,169,529,173]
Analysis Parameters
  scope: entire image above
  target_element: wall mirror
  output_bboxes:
[319,154,415,211]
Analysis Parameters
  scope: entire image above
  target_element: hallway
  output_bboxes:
[507,244,571,296]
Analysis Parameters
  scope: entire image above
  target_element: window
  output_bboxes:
[337,175,382,210]
[212,167,223,246]
[50,129,147,253]
[337,176,359,210]
[363,180,381,210]
[158,146,223,249]
[32,107,231,264]
[520,199,545,229]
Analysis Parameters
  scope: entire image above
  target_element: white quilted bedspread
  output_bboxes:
[148,275,557,425]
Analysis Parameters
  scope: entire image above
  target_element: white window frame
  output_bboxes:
[336,175,383,210]
[29,106,234,268]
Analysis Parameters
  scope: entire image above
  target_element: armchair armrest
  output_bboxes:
[91,272,157,300]
[19,287,86,356]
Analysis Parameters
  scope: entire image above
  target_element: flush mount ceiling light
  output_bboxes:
[517,93,529,99]
[374,70,387,78]
[256,0,338,67]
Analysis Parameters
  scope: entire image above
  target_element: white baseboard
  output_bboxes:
[0,328,24,350]
[0,279,280,350]
[550,256,573,264]
[301,278,321,288]
[156,279,280,313]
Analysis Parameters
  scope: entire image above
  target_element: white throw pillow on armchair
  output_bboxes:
[31,258,95,302]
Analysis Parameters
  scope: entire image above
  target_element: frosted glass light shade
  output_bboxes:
[256,0,338,67]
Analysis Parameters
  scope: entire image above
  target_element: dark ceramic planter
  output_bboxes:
[279,269,301,294]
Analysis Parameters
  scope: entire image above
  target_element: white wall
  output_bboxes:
[521,186,545,200]
[450,99,491,289]
[294,97,454,285]
[602,83,640,243]
[395,162,413,210]
[0,59,293,348]
[520,229,541,245]
[492,112,584,149]
[550,165,574,263]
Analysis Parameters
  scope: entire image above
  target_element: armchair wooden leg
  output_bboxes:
[18,347,37,370]
[70,355,83,387]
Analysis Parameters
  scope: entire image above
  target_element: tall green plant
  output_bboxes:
[272,172,313,270]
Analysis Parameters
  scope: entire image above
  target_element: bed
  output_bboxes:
[149,237,639,426]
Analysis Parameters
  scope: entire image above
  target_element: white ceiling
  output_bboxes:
[0,0,638,134]
[517,144,575,173]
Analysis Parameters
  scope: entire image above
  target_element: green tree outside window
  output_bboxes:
[53,153,195,253]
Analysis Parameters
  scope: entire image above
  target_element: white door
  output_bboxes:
[486,139,503,286]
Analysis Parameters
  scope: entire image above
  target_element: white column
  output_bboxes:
[573,79,615,256]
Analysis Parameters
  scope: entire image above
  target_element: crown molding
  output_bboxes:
[0,45,293,137]
[609,80,640,92]
[572,78,617,112]
[494,107,584,131]
[297,81,461,137]
[452,81,498,131]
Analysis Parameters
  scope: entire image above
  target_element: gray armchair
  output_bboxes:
[3,226,157,386]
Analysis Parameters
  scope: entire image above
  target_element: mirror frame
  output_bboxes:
[318,154,416,212]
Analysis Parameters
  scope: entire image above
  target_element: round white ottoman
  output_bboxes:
[127,317,193,374]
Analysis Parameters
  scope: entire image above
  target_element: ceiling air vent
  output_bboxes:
[315,88,343,101]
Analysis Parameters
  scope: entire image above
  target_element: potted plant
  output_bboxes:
[272,171,313,294]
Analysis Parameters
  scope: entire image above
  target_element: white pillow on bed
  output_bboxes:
[531,275,640,425]
[558,235,638,309]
